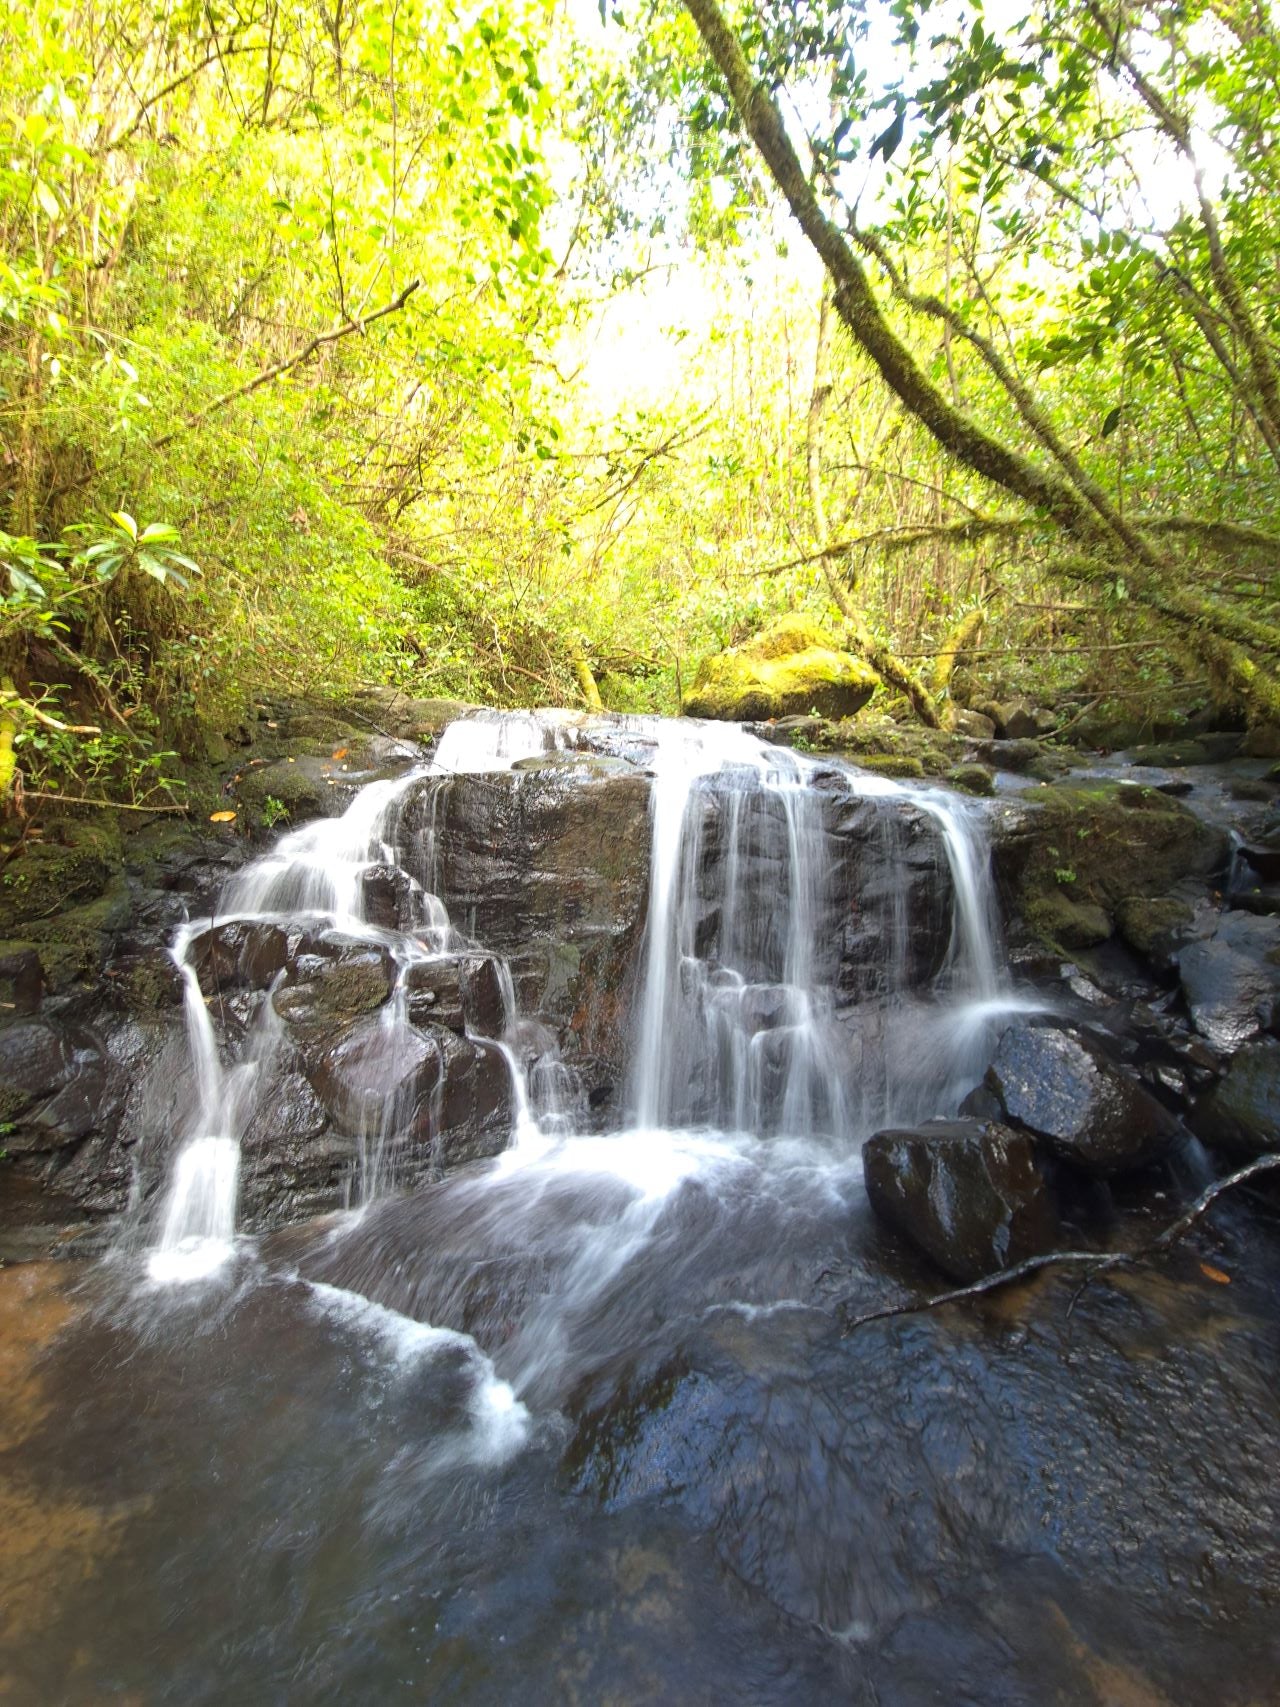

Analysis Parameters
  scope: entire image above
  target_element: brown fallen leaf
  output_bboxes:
[1199,1262,1231,1285]
[208,810,237,824]
[332,747,348,760]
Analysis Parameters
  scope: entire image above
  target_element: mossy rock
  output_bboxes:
[1114,895,1196,970]
[854,753,926,779]
[0,818,123,936]
[1024,892,1114,949]
[999,779,1228,953]
[683,614,878,722]
[947,763,995,797]
[821,711,966,776]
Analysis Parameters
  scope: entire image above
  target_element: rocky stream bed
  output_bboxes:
[1,695,1279,1703]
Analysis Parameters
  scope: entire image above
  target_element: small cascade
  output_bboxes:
[143,705,1018,1286]
[623,721,1012,1140]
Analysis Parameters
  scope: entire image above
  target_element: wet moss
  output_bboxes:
[1004,780,1228,953]
[853,754,927,779]
[683,615,878,721]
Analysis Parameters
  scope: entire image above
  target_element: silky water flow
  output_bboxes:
[139,710,1021,1401]
[14,710,1278,1707]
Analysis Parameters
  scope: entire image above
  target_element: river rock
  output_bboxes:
[190,920,294,991]
[1114,894,1198,973]
[952,709,996,741]
[308,1014,512,1163]
[863,1118,1061,1282]
[407,757,652,1115]
[681,614,879,722]
[1191,1038,1280,1157]
[985,1022,1176,1174]
[272,941,393,1030]
[359,863,421,932]
[1178,909,1280,1051]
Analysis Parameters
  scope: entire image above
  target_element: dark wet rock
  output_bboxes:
[0,1020,78,1127]
[863,1118,1061,1282]
[957,1082,1004,1121]
[402,958,465,1030]
[359,863,420,931]
[986,1022,1176,1174]
[400,952,509,1037]
[459,953,508,1038]
[0,946,43,1014]
[1178,909,1280,1051]
[190,920,294,990]
[407,760,652,1112]
[308,1014,512,1164]
[1191,1038,1280,1157]
[309,1016,434,1132]
[0,1016,124,1163]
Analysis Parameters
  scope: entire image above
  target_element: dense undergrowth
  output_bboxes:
[2,0,1276,813]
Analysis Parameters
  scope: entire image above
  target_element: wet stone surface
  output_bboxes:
[0,1164,1277,1707]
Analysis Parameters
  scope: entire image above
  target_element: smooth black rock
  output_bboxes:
[360,863,420,932]
[1191,1038,1280,1158]
[863,1117,1061,1283]
[986,1022,1175,1174]
[1178,910,1280,1051]
[190,920,294,991]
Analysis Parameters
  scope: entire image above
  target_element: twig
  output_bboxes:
[22,791,189,814]
[840,1155,1280,1336]
[154,281,421,448]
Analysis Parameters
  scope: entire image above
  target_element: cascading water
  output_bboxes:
[25,708,1273,1705]
[145,709,1016,1288]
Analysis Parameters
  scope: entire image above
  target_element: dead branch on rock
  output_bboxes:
[840,1154,1280,1336]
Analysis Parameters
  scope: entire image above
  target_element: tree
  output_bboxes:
[669,0,1280,719]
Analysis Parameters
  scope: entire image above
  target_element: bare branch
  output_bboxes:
[154,281,421,449]
[841,1155,1280,1336]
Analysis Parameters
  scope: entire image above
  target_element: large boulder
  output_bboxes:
[401,756,652,1117]
[991,780,1229,951]
[682,614,878,722]
[863,1118,1061,1283]
[1191,1038,1280,1157]
[985,1022,1176,1175]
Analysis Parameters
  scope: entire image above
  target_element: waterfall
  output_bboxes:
[143,708,1015,1283]
[624,721,1009,1140]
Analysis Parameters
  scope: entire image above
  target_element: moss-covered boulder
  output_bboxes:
[993,779,1229,954]
[683,615,878,722]
[948,763,996,797]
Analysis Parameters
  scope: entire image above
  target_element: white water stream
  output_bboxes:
[143,710,1031,1438]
